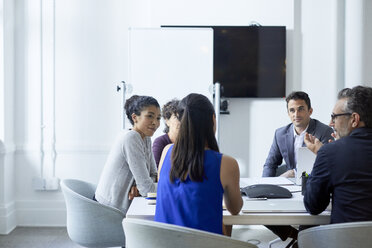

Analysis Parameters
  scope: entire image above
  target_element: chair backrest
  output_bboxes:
[123,218,257,248]
[61,179,126,247]
[63,179,96,199]
[298,221,372,248]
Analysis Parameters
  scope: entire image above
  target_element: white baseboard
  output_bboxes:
[0,202,17,234]
[0,200,68,233]
[16,200,67,227]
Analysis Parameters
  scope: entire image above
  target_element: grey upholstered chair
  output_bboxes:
[298,221,372,248]
[61,179,126,247]
[122,218,258,248]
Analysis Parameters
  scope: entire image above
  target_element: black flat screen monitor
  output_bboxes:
[213,26,286,98]
[162,25,286,98]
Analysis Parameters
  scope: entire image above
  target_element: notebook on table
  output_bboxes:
[240,177,294,188]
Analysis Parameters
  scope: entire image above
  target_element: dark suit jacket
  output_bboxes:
[304,128,372,223]
[262,118,333,177]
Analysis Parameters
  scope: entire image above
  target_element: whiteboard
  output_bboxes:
[128,27,214,139]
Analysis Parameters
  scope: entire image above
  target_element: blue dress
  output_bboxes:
[155,145,224,234]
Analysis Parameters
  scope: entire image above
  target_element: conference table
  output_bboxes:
[126,177,331,226]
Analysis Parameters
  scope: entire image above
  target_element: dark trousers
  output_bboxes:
[266,225,316,241]
[266,225,297,241]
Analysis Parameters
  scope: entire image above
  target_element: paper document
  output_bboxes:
[281,185,302,193]
[240,177,295,188]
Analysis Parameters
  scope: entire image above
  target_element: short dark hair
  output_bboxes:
[286,91,311,110]
[337,86,372,128]
[162,99,180,133]
[124,95,160,125]
[170,93,219,183]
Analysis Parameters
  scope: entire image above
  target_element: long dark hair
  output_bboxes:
[124,95,160,125]
[170,93,219,182]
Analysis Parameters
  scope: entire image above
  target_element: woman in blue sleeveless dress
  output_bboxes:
[155,93,243,235]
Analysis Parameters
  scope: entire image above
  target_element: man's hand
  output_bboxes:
[304,133,323,154]
[280,169,295,178]
[331,132,337,142]
[128,186,140,200]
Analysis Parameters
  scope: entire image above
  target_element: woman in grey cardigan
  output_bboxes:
[95,95,161,215]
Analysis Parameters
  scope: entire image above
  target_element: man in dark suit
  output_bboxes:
[263,91,334,177]
[304,86,372,223]
[262,91,334,247]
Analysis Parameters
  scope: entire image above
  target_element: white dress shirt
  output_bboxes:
[293,125,309,168]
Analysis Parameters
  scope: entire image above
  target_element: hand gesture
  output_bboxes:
[304,133,323,154]
[279,169,295,178]
[330,132,337,142]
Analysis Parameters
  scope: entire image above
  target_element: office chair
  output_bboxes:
[122,218,257,248]
[61,179,126,247]
[298,221,372,248]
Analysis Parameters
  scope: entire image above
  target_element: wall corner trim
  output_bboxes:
[0,201,17,234]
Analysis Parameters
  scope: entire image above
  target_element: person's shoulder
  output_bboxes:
[310,119,334,142]
[160,143,173,157]
[275,123,292,135]
[119,129,135,138]
[312,118,327,126]
[154,133,167,140]
[220,154,240,178]
[118,129,142,144]
[312,118,332,131]
[163,143,173,151]
[221,154,238,167]
[319,137,345,154]
[153,134,169,144]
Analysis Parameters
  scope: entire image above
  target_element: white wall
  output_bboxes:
[13,0,128,227]
[301,0,340,118]
[0,0,370,230]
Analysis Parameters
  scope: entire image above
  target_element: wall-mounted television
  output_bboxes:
[213,26,286,98]
[162,25,286,98]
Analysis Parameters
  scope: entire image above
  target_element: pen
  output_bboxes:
[246,197,268,201]
[302,171,309,178]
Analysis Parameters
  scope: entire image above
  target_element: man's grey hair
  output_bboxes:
[337,86,372,128]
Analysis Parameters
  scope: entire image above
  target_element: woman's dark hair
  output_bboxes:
[170,93,219,182]
[124,95,160,125]
[162,99,180,133]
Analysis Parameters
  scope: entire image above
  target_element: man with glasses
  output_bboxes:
[304,86,372,223]
[262,91,334,177]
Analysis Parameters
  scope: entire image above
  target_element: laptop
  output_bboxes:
[242,199,307,213]
[296,147,316,185]
[242,198,306,213]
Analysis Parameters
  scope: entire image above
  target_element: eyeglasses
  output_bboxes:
[331,113,352,123]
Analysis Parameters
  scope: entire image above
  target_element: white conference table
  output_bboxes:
[126,177,331,226]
